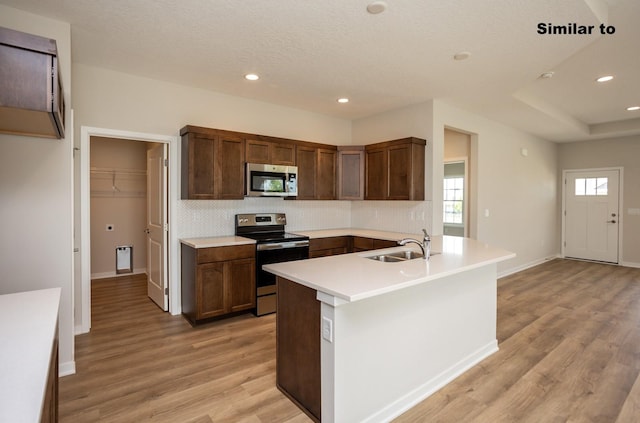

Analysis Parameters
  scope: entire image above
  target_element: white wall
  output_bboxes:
[434,101,559,274]
[72,63,354,326]
[352,100,559,275]
[351,101,435,236]
[558,135,640,266]
[0,6,75,374]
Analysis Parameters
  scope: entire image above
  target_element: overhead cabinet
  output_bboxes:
[180,125,425,201]
[246,138,296,165]
[295,144,337,200]
[181,126,245,199]
[0,26,65,139]
[365,137,426,200]
[337,146,365,200]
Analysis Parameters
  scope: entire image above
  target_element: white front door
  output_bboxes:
[564,169,620,263]
[147,144,168,310]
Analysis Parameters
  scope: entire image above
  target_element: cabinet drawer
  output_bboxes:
[197,244,255,264]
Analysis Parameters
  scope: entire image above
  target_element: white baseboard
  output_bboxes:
[362,340,499,423]
[91,268,147,279]
[620,261,640,269]
[498,255,560,278]
[59,360,76,377]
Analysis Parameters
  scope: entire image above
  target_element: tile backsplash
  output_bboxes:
[176,198,432,239]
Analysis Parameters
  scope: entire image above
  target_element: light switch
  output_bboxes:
[322,317,333,343]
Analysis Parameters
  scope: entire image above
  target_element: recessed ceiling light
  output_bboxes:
[453,51,471,61]
[367,1,387,14]
[627,106,640,111]
[245,74,259,81]
[337,98,349,104]
[539,71,554,79]
[596,75,614,82]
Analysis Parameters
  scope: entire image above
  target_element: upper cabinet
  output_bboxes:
[179,124,425,202]
[338,146,365,200]
[295,144,337,200]
[0,26,65,139]
[181,126,245,199]
[365,137,426,201]
[246,138,295,165]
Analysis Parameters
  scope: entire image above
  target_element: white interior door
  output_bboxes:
[564,169,619,263]
[147,144,168,310]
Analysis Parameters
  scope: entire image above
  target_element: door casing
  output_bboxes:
[78,126,179,334]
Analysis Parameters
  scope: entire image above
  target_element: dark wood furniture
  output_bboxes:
[245,138,296,165]
[309,235,397,257]
[180,125,425,201]
[352,236,398,252]
[337,146,365,200]
[41,326,59,423]
[181,243,256,324]
[276,276,321,423]
[0,26,65,139]
[309,236,352,258]
[295,145,337,200]
[180,127,245,199]
[365,137,426,200]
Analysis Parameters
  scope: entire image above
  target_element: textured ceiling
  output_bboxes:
[1,0,639,142]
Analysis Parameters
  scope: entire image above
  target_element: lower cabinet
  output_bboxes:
[310,236,398,257]
[309,236,351,258]
[352,236,398,252]
[181,244,255,324]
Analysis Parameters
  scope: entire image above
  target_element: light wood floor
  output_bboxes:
[60,260,640,422]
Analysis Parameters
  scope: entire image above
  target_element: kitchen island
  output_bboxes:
[264,235,514,423]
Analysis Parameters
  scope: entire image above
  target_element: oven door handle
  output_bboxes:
[257,240,310,251]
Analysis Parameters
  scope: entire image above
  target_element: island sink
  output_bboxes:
[366,250,440,262]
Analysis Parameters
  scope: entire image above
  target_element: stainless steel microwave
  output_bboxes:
[246,163,298,197]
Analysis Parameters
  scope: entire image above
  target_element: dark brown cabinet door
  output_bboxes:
[181,130,244,200]
[183,134,216,199]
[228,258,256,312]
[246,139,296,165]
[365,147,387,200]
[317,148,336,200]
[337,147,364,200]
[197,262,226,319]
[245,139,270,164]
[296,146,317,199]
[365,138,425,200]
[271,142,296,165]
[216,135,245,199]
[388,144,411,200]
[309,236,351,258]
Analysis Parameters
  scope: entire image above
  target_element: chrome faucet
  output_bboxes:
[398,229,431,260]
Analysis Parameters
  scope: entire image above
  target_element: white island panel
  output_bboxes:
[324,265,497,422]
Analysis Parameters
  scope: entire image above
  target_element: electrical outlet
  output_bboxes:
[322,317,333,343]
[106,224,114,231]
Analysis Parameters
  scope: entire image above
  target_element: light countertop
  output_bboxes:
[179,228,422,249]
[0,288,61,423]
[180,236,256,249]
[264,235,515,303]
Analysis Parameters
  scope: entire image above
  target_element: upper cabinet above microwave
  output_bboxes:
[0,26,65,139]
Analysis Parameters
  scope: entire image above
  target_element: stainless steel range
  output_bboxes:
[235,213,309,316]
